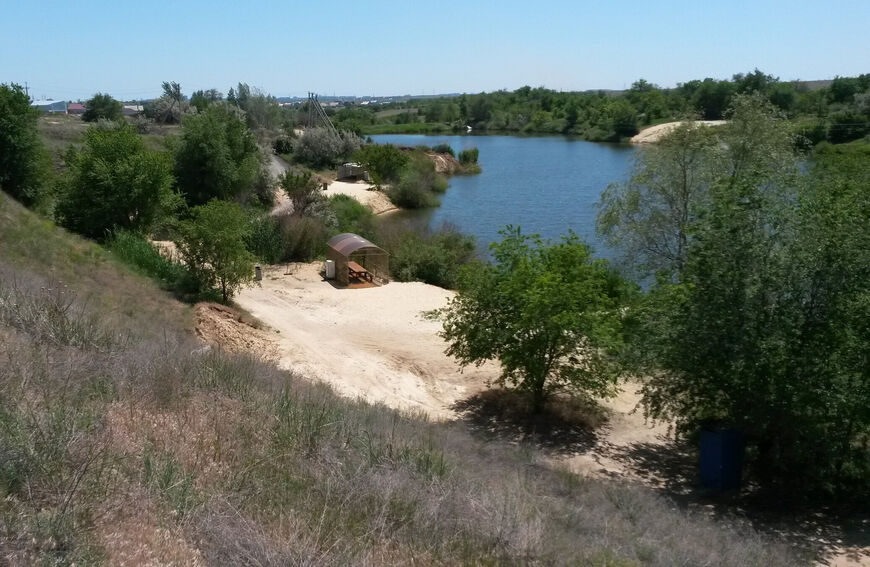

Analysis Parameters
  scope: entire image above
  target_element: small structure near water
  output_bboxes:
[337,162,371,182]
[326,233,388,287]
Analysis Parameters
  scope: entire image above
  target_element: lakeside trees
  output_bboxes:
[604,94,870,498]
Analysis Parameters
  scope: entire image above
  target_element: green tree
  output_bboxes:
[440,227,627,411]
[0,83,46,205]
[82,92,122,122]
[55,123,176,240]
[175,200,255,302]
[353,143,408,184]
[174,105,261,206]
[597,122,720,278]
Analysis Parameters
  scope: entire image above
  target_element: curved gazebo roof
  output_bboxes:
[327,233,387,257]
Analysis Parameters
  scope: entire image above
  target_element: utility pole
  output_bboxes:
[24,82,28,97]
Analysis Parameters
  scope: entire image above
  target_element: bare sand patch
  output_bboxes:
[631,120,727,144]
[324,181,397,215]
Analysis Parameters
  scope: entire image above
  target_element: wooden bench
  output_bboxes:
[347,260,373,283]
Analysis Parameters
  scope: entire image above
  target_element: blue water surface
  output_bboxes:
[371,134,636,258]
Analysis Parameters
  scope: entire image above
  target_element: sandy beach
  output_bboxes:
[631,120,727,144]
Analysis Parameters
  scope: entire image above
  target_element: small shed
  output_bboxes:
[337,162,371,182]
[326,233,388,286]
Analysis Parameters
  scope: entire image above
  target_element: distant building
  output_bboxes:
[30,99,67,114]
[67,102,85,116]
[122,104,143,116]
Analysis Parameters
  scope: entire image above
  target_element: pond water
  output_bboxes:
[371,134,636,258]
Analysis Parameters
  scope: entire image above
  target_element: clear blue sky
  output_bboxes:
[2,0,868,101]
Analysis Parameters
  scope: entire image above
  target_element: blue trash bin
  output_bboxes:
[699,428,744,491]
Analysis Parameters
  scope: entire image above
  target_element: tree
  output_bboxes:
[597,122,720,279]
[174,104,261,206]
[294,128,362,168]
[174,200,255,302]
[628,95,870,496]
[161,81,183,121]
[0,83,46,205]
[55,123,176,240]
[82,92,122,122]
[353,143,408,184]
[190,88,222,113]
[440,227,628,411]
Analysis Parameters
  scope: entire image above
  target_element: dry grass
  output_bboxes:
[0,194,803,565]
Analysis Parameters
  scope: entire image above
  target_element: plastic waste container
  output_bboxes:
[699,428,743,491]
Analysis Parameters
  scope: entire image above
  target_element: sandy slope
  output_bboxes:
[233,263,671,472]
[631,120,727,143]
[268,154,396,216]
[234,263,493,418]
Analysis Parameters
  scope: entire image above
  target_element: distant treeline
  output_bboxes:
[330,70,870,143]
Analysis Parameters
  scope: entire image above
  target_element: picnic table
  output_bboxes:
[347,260,373,283]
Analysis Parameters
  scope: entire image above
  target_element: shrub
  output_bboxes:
[244,214,283,264]
[107,230,190,289]
[276,214,329,261]
[381,224,476,288]
[328,194,377,241]
[386,155,447,209]
[295,128,362,169]
[459,148,479,164]
[353,143,408,184]
[432,143,455,156]
[273,136,293,155]
[82,92,122,122]
[55,123,177,240]
[280,170,323,215]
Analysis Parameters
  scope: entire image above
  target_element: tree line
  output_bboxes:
[334,69,870,143]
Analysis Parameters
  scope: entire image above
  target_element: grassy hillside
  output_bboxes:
[0,193,799,564]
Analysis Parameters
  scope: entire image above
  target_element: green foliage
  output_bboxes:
[0,83,47,206]
[244,213,283,264]
[189,88,223,113]
[280,170,324,215]
[276,214,330,261]
[386,155,446,209]
[107,230,187,286]
[353,143,408,184]
[55,123,176,240]
[174,201,255,302]
[294,128,362,168]
[383,224,476,289]
[440,227,628,410]
[273,135,293,155]
[82,92,122,122]
[328,194,377,240]
[630,94,870,498]
[174,104,261,206]
[597,121,720,278]
[458,147,479,164]
[431,143,455,156]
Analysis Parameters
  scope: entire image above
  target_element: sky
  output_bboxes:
[2,0,868,101]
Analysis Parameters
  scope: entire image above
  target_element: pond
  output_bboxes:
[371,134,636,258]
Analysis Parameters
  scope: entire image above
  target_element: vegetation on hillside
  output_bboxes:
[0,190,798,566]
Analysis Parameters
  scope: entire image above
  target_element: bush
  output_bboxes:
[244,214,283,264]
[273,136,293,155]
[276,214,329,261]
[458,148,479,164]
[328,194,377,240]
[107,230,197,296]
[432,143,455,156]
[55,123,177,240]
[381,224,476,288]
[82,93,122,122]
[353,143,408,184]
[280,170,323,215]
[294,128,362,169]
[386,155,447,209]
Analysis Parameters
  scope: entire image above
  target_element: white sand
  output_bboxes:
[268,154,396,216]
[631,120,727,144]
[234,263,493,419]
[233,263,671,477]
